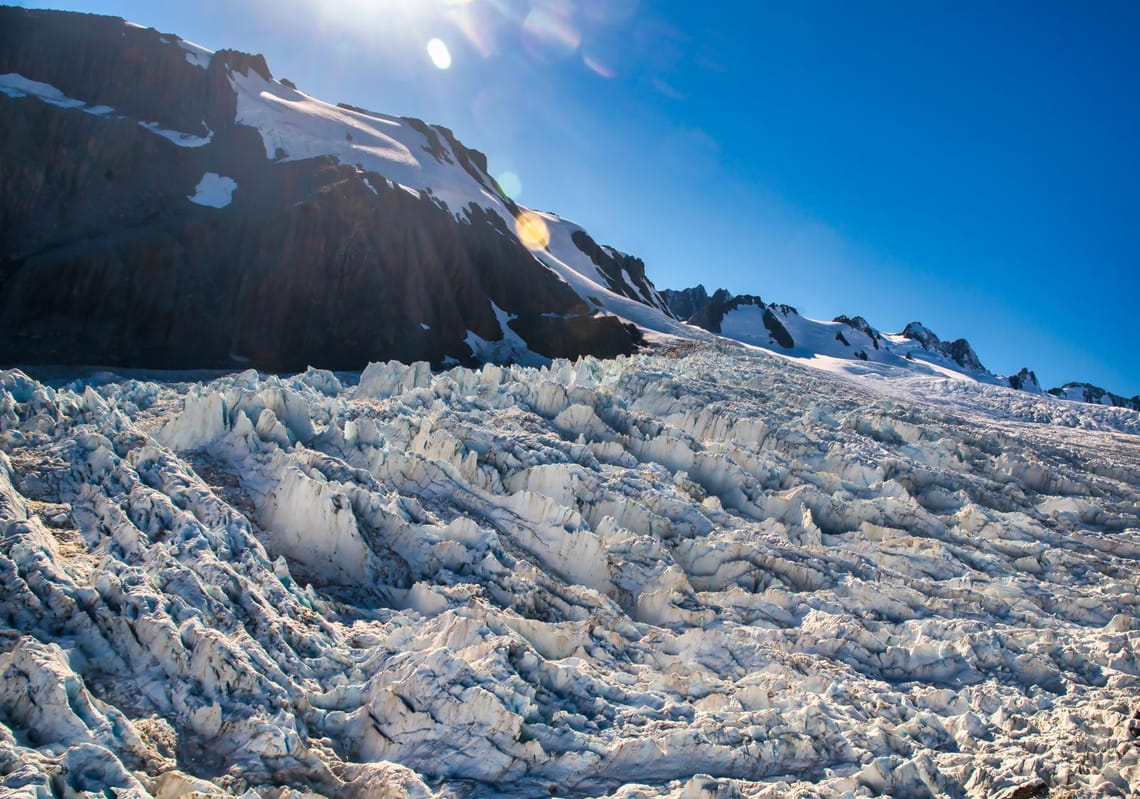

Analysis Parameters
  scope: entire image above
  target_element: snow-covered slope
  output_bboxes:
[2,341,1138,798]
[228,66,509,223]
[226,66,685,340]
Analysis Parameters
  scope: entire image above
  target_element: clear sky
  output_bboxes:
[16,0,1140,395]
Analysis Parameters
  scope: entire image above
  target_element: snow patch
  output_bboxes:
[178,38,214,69]
[464,303,548,366]
[187,172,238,208]
[139,120,213,148]
[719,304,770,346]
[0,73,117,117]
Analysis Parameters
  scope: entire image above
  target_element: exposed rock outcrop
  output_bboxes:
[1008,367,1043,393]
[901,322,986,372]
[834,315,883,350]
[690,292,762,335]
[570,229,674,316]
[661,285,711,322]
[761,308,794,349]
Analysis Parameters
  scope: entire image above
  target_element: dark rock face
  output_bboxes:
[0,9,238,136]
[942,339,984,372]
[509,316,643,360]
[901,322,940,349]
[1,152,613,370]
[834,315,882,349]
[0,7,641,370]
[1008,368,1042,393]
[661,285,710,322]
[570,230,673,316]
[761,308,795,349]
[687,289,737,333]
[901,322,985,372]
[661,285,797,348]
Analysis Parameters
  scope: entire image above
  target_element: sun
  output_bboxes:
[426,38,452,70]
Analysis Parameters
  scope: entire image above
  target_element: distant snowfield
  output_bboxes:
[1,341,1137,798]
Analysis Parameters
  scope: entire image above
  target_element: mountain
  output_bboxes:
[663,285,1136,409]
[0,7,689,372]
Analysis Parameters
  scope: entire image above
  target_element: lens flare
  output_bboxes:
[426,38,452,69]
[496,171,523,199]
[582,52,616,78]
[515,211,550,251]
[522,7,581,61]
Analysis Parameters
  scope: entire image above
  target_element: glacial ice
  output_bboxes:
[0,341,1137,798]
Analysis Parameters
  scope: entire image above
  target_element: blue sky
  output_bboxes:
[19,0,1140,394]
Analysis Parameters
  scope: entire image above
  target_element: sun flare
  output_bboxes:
[515,211,551,251]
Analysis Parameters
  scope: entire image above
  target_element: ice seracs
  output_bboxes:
[1,340,1137,798]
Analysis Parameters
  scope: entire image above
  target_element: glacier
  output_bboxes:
[0,342,1137,798]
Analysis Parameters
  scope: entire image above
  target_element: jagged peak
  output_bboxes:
[1008,367,1042,393]
[768,302,799,316]
[728,294,766,309]
[901,321,940,346]
[834,314,875,332]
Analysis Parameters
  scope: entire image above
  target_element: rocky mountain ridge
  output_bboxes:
[662,285,1138,410]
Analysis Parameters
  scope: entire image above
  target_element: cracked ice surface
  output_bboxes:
[0,342,1137,799]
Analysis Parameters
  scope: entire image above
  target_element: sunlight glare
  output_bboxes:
[515,211,550,251]
[427,38,452,69]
